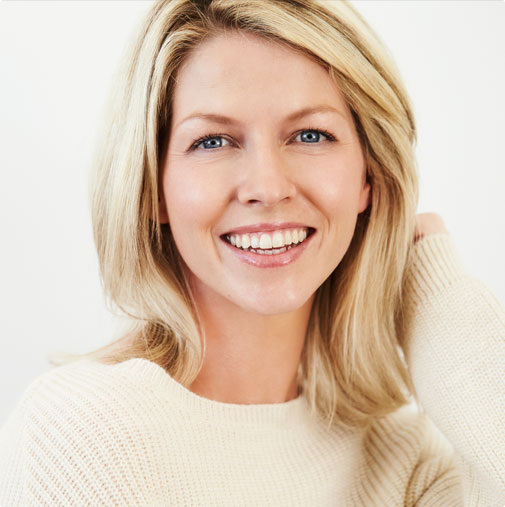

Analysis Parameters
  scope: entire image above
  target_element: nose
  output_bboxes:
[236,143,297,207]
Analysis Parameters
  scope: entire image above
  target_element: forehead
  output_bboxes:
[170,31,351,125]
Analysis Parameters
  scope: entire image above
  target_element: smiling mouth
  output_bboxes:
[221,227,316,255]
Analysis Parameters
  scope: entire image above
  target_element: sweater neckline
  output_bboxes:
[123,357,310,429]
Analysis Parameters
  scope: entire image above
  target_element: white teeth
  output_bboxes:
[259,234,273,249]
[272,231,284,248]
[241,234,250,249]
[250,246,289,255]
[226,227,312,252]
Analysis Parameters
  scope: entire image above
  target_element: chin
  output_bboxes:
[238,291,315,316]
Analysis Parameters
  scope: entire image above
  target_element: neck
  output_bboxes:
[188,282,314,405]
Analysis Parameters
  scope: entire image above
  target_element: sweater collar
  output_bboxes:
[125,357,311,430]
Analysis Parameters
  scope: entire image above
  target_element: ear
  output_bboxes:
[358,179,371,213]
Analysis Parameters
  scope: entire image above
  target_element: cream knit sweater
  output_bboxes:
[0,234,504,506]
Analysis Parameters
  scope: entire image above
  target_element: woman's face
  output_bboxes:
[159,31,370,316]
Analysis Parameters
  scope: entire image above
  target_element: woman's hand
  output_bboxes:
[414,212,449,243]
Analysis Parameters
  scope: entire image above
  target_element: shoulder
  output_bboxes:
[3,358,173,470]
[22,356,166,405]
[20,358,138,401]
[0,359,178,503]
[15,357,172,434]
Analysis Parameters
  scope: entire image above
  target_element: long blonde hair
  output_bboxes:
[51,0,420,430]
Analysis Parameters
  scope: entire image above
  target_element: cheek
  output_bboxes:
[162,162,228,237]
[307,162,365,218]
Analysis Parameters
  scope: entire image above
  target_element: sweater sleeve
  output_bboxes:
[0,362,170,506]
[401,233,505,506]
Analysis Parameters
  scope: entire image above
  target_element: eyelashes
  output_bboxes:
[188,127,337,152]
[189,133,230,151]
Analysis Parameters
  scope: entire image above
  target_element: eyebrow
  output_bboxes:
[173,105,346,130]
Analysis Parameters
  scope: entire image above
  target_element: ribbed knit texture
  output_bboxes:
[0,233,503,506]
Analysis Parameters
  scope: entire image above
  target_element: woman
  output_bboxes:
[1,0,503,505]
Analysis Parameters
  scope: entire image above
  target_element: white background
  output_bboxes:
[1,1,504,423]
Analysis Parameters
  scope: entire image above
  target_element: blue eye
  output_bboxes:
[295,129,334,143]
[189,128,335,151]
[194,135,230,150]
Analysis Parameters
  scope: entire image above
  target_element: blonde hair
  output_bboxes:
[51,0,420,430]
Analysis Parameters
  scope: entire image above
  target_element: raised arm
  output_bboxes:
[401,214,505,505]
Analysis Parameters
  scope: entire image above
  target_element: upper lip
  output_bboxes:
[222,222,314,235]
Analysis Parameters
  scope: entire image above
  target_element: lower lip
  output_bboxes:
[220,231,315,268]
